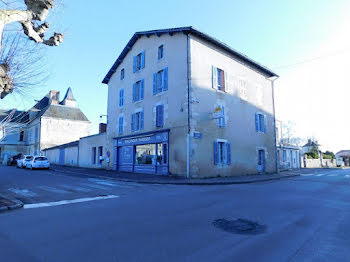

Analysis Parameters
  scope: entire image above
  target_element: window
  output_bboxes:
[156,104,164,127]
[19,131,24,142]
[131,111,144,132]
[239,79,248,100]
[133,51,145,72]
[120,68,125,80]
[217,106,226,128]
[212,66,227,92]
[135,144,156,165]
[98,146,103,164]
[132,80,144,102]
[157,143,167,165]
[35,126,39,140]
[255,113,267,133]
[119,89,124,107]
[158,45,164,60]
[214,141,231,165]
[153,68,168,95]
[283,150,287,162]
[92,147,96,164]
[118,116,124,135]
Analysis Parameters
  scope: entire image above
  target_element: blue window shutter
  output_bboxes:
[140,111,144,130]
[153,73,157,95]
[212,66,217,89]
[159,105,164,127]
[121,89,124,106]
[255,113,259,132]
[132,83,136,102]
[156,105,160,127]
[214,142,219,165]
[224,71,228,92]
[264,115,267,133]
[131,114,135,132]
[140,79,144,100]
[141,50,145,69]
[163,67,168,91]
[227,143,231,165]
[133,56,136,73]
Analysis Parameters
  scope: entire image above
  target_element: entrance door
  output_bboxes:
[258,150,265,173]
[59,148,65,165]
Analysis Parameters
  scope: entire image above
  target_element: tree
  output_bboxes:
[0,0,63,99]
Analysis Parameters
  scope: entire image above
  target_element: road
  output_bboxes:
[0,166,350,262]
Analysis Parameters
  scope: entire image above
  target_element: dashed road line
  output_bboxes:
[59,184,92,192]
[8,188,37,197]
[81,183,110,190]
[23,195,119,209]
[315,174,325,177]
[37,186,70,194]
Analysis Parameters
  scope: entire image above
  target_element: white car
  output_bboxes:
[25,156,50,170]
[17,155,32,168]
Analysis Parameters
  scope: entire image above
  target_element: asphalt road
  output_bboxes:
[1,166,350,262]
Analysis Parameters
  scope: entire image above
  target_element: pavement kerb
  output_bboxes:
[0,196,24,213]
[51,168,300,185]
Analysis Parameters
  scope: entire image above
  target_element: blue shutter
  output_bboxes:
[156,105,164,127]
[133,56,136,73]
[255,113,259,132]
[163,67,168,91]
[119,117,123,134]
[214,142,219,165]
[119,89,124,107]
[141,50,145,69]
[132,83,136,102]
[131,113,135,132]
[224,71,228,92]
[140,111,144,130]
[263,115,267,133]
[226,143,231,165]
[153,73,157,95]
[140,79,144,100]
[212,66,217,89]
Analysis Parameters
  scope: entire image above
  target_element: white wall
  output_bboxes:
[79,133,107,169]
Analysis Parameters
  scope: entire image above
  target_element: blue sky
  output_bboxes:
[1,0,349,151]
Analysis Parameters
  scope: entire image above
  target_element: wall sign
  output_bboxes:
[193,132,202,139]
[117,131,169,146]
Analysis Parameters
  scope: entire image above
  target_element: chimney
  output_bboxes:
[49,90,60,104]
[99,123,107,134]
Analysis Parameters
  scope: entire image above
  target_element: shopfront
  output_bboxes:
[114,130,169,175]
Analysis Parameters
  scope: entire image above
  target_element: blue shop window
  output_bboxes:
[135,144,156,165]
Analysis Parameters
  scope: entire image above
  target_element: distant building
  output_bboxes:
[0,88,91,163]
[336,150,350,167]
[300,139,320,155]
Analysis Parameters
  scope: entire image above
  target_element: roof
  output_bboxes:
[302,141,320,147]
[61,87,76,102]
[43,140,79,151]
[102,26,278,84]
[42,104,89,122]
[0,110,29,124]
[336,150,350,157]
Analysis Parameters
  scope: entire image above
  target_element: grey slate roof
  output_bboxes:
[61,87,76,102]
[102,26,278,84]
[42,104,89,122]
[43,140,79,151]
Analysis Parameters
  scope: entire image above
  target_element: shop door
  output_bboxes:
[258,150,265,173]
[117,146,133,172]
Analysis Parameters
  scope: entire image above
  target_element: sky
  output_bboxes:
[1,0,349,153]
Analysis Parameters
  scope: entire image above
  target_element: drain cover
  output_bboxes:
[213,218,266,235]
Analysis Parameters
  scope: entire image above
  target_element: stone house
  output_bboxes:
[101,26,278,177]
[0,88,91,163]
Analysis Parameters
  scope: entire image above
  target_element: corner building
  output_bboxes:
[103,27,278,177]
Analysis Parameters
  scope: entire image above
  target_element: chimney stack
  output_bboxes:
[49,90,60,104]
[99,123,107,134]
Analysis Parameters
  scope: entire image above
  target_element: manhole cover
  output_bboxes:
[213,218,267,235]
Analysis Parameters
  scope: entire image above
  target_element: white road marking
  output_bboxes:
[87,178,132,188]
[81,183,109,190]
[59,184,92,192]
[23,195,119,209]
[327,174,338,177]
[37,186,69,194]
[316,174,325,177]
[8,188,37,197]
[345,175,350,178]
[301,174,314,176]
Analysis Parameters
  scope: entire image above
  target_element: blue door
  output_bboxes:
[59,148,65,165]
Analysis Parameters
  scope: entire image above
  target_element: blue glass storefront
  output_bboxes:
[114,130,169,175]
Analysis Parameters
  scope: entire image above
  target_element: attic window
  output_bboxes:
[121,69,125,80]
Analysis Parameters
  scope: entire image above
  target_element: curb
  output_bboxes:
[0,197,24,213]
[51,168,300,186]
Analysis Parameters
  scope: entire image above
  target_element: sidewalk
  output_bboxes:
[51,165,300,185]
[0,195,23,212]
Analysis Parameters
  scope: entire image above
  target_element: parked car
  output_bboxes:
[18,155,33,169]
[7,154,23,166]
[25,156,50,170]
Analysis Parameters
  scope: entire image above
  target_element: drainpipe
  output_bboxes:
[269,76,279,173]
[186,34,191,178]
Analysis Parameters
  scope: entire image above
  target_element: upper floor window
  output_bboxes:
[133,80,144,102]
[214,140,231,165]
[153,68,168,95]
[133,51,145,73]
[212,66,227,92]
[239,79,248,100]
[255,113,267,133]
[118,116,124,135]
[131,111,144,132]
[119,89,124,107]
[19,131,24,142]
[156,104,164,127]
[120,69,125,80]
[158,45,164,60]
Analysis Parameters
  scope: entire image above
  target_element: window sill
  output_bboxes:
[154,90,167,97]
[133,100,143,105]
